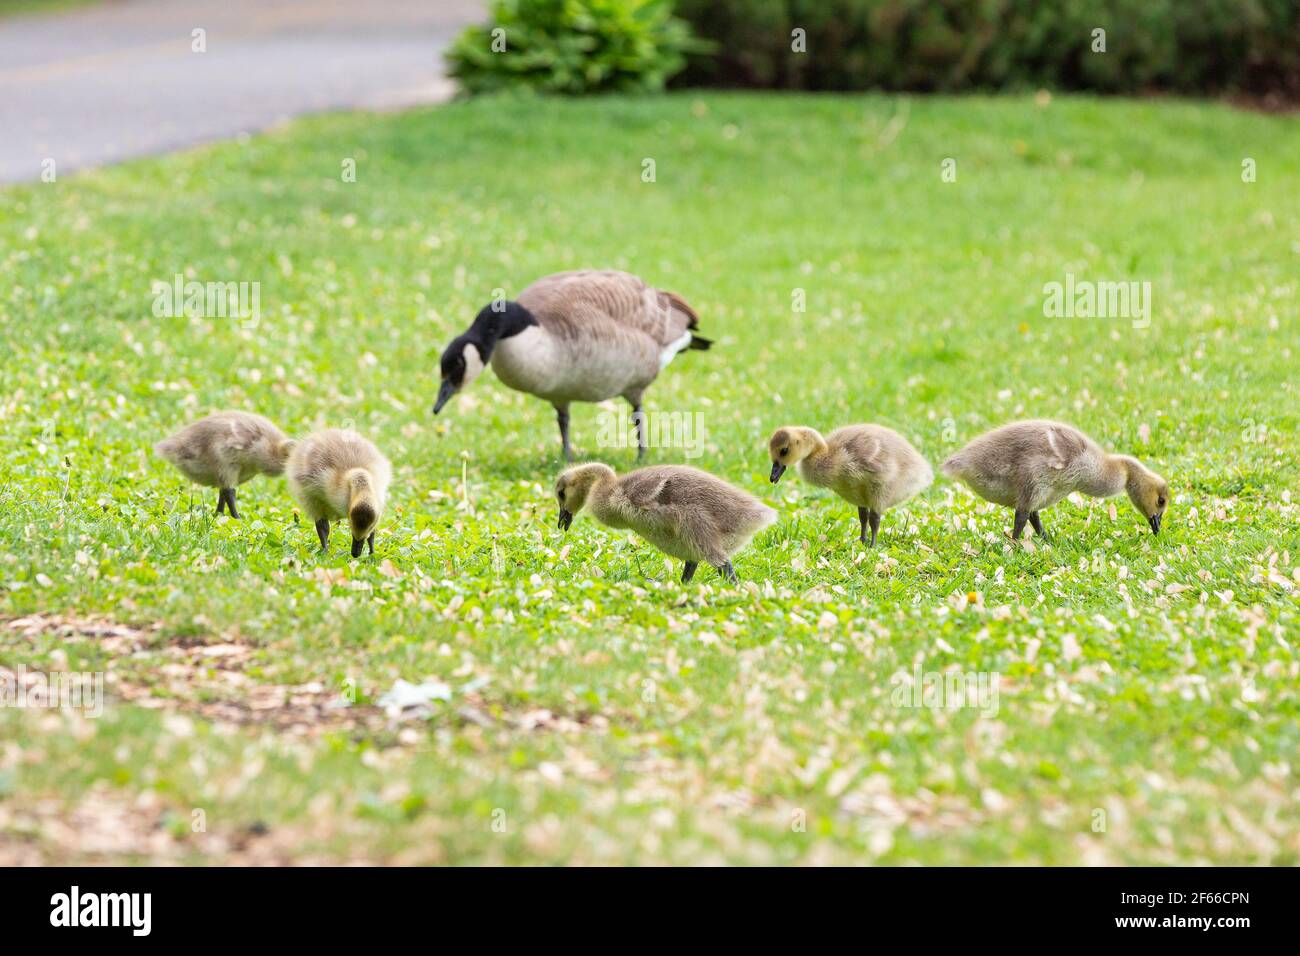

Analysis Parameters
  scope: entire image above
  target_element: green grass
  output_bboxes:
[0,0,98,18]
[1,92,1297,864]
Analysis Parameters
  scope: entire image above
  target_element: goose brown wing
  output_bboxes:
[517,270,698,349]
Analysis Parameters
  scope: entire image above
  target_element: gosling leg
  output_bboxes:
[367,531,375,555]
[226,487,241,520]
[216,488,228,515]
[1012,509,1029,541]
[555,404,573,462]
[681,561,697,584]
[716,561,738,584]
[867,510,881,547]
[315,518,330,551]
[1029,511,1046,538]
[857,507,868,544]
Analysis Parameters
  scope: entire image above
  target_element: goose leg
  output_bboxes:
[315,518,330,551]
[716,562,738,584]
[629,399,647,461]
[554,404,573,461]
[367,531,375,555]
[1012,509,1029,540]
[226,487,240,520]
[1029,511,1046,538]
[681,561,697,584]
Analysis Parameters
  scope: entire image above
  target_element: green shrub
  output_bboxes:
[671,0,1300,97]
[446,0,705,96]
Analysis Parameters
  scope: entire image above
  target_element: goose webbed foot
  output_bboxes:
[715,562,738,584]
[315,518,330,552]
[681,561,697,584]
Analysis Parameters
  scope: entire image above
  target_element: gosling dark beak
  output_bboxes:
[1148,514,1162,535]
[769,462,786,484]
[351,538,365,557]
[557,508,573,532]
[433,379,457,414]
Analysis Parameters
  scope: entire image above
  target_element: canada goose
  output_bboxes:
[768,424,933,546]
[433,270,711,460]
[941,419,1169,539]
[286,429,392,557]
[555,463,775,583]
[154,411,295,518]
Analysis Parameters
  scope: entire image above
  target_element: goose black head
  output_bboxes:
[433,302,537,414]
[433,335,487,414]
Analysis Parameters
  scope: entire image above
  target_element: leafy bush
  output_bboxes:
[446,0,705,96]
[671,0,1300,98]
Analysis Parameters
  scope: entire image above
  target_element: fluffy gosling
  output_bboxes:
[555,463,776,583]
[942,419,1169,539]
[286,429,392,557]
[768,424,932,546]
[155,411,295,518]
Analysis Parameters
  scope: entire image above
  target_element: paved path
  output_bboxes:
[0,0,485,183]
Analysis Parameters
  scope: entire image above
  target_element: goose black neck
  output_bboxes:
[469,301,536,357]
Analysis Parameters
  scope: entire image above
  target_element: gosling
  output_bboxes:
[941,419,1169,540]
[434,270,711,460]
[155,411,295,518]
[555,463,776,584]
[286,429,392,557]
[768,424,932,547]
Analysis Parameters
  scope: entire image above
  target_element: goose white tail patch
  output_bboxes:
[659,332,693,370]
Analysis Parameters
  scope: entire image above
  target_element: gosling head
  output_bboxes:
[433,333,488,414]
[348,500,379,557]
[555,463,616,531]
[264,437,297,477]
[346,469,382,557]
[767,426,822,483]
[1124,461,1170,535]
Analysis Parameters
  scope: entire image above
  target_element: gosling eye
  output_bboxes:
[1157,496,1166,508]
[558,489,566,502]
[780,447,789,457]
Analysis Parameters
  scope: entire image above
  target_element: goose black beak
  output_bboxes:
[557,508,573,532]
[351,538,365,557]
[1148,514,1162,535]
[433,379,457,414]
[769,462,786,483]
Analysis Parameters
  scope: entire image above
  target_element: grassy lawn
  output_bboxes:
[1,92,1297,864]
[0,0,98,18]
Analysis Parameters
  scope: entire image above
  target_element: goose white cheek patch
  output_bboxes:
[462,344,486,385]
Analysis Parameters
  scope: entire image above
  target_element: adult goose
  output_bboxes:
[433,270,711,459]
